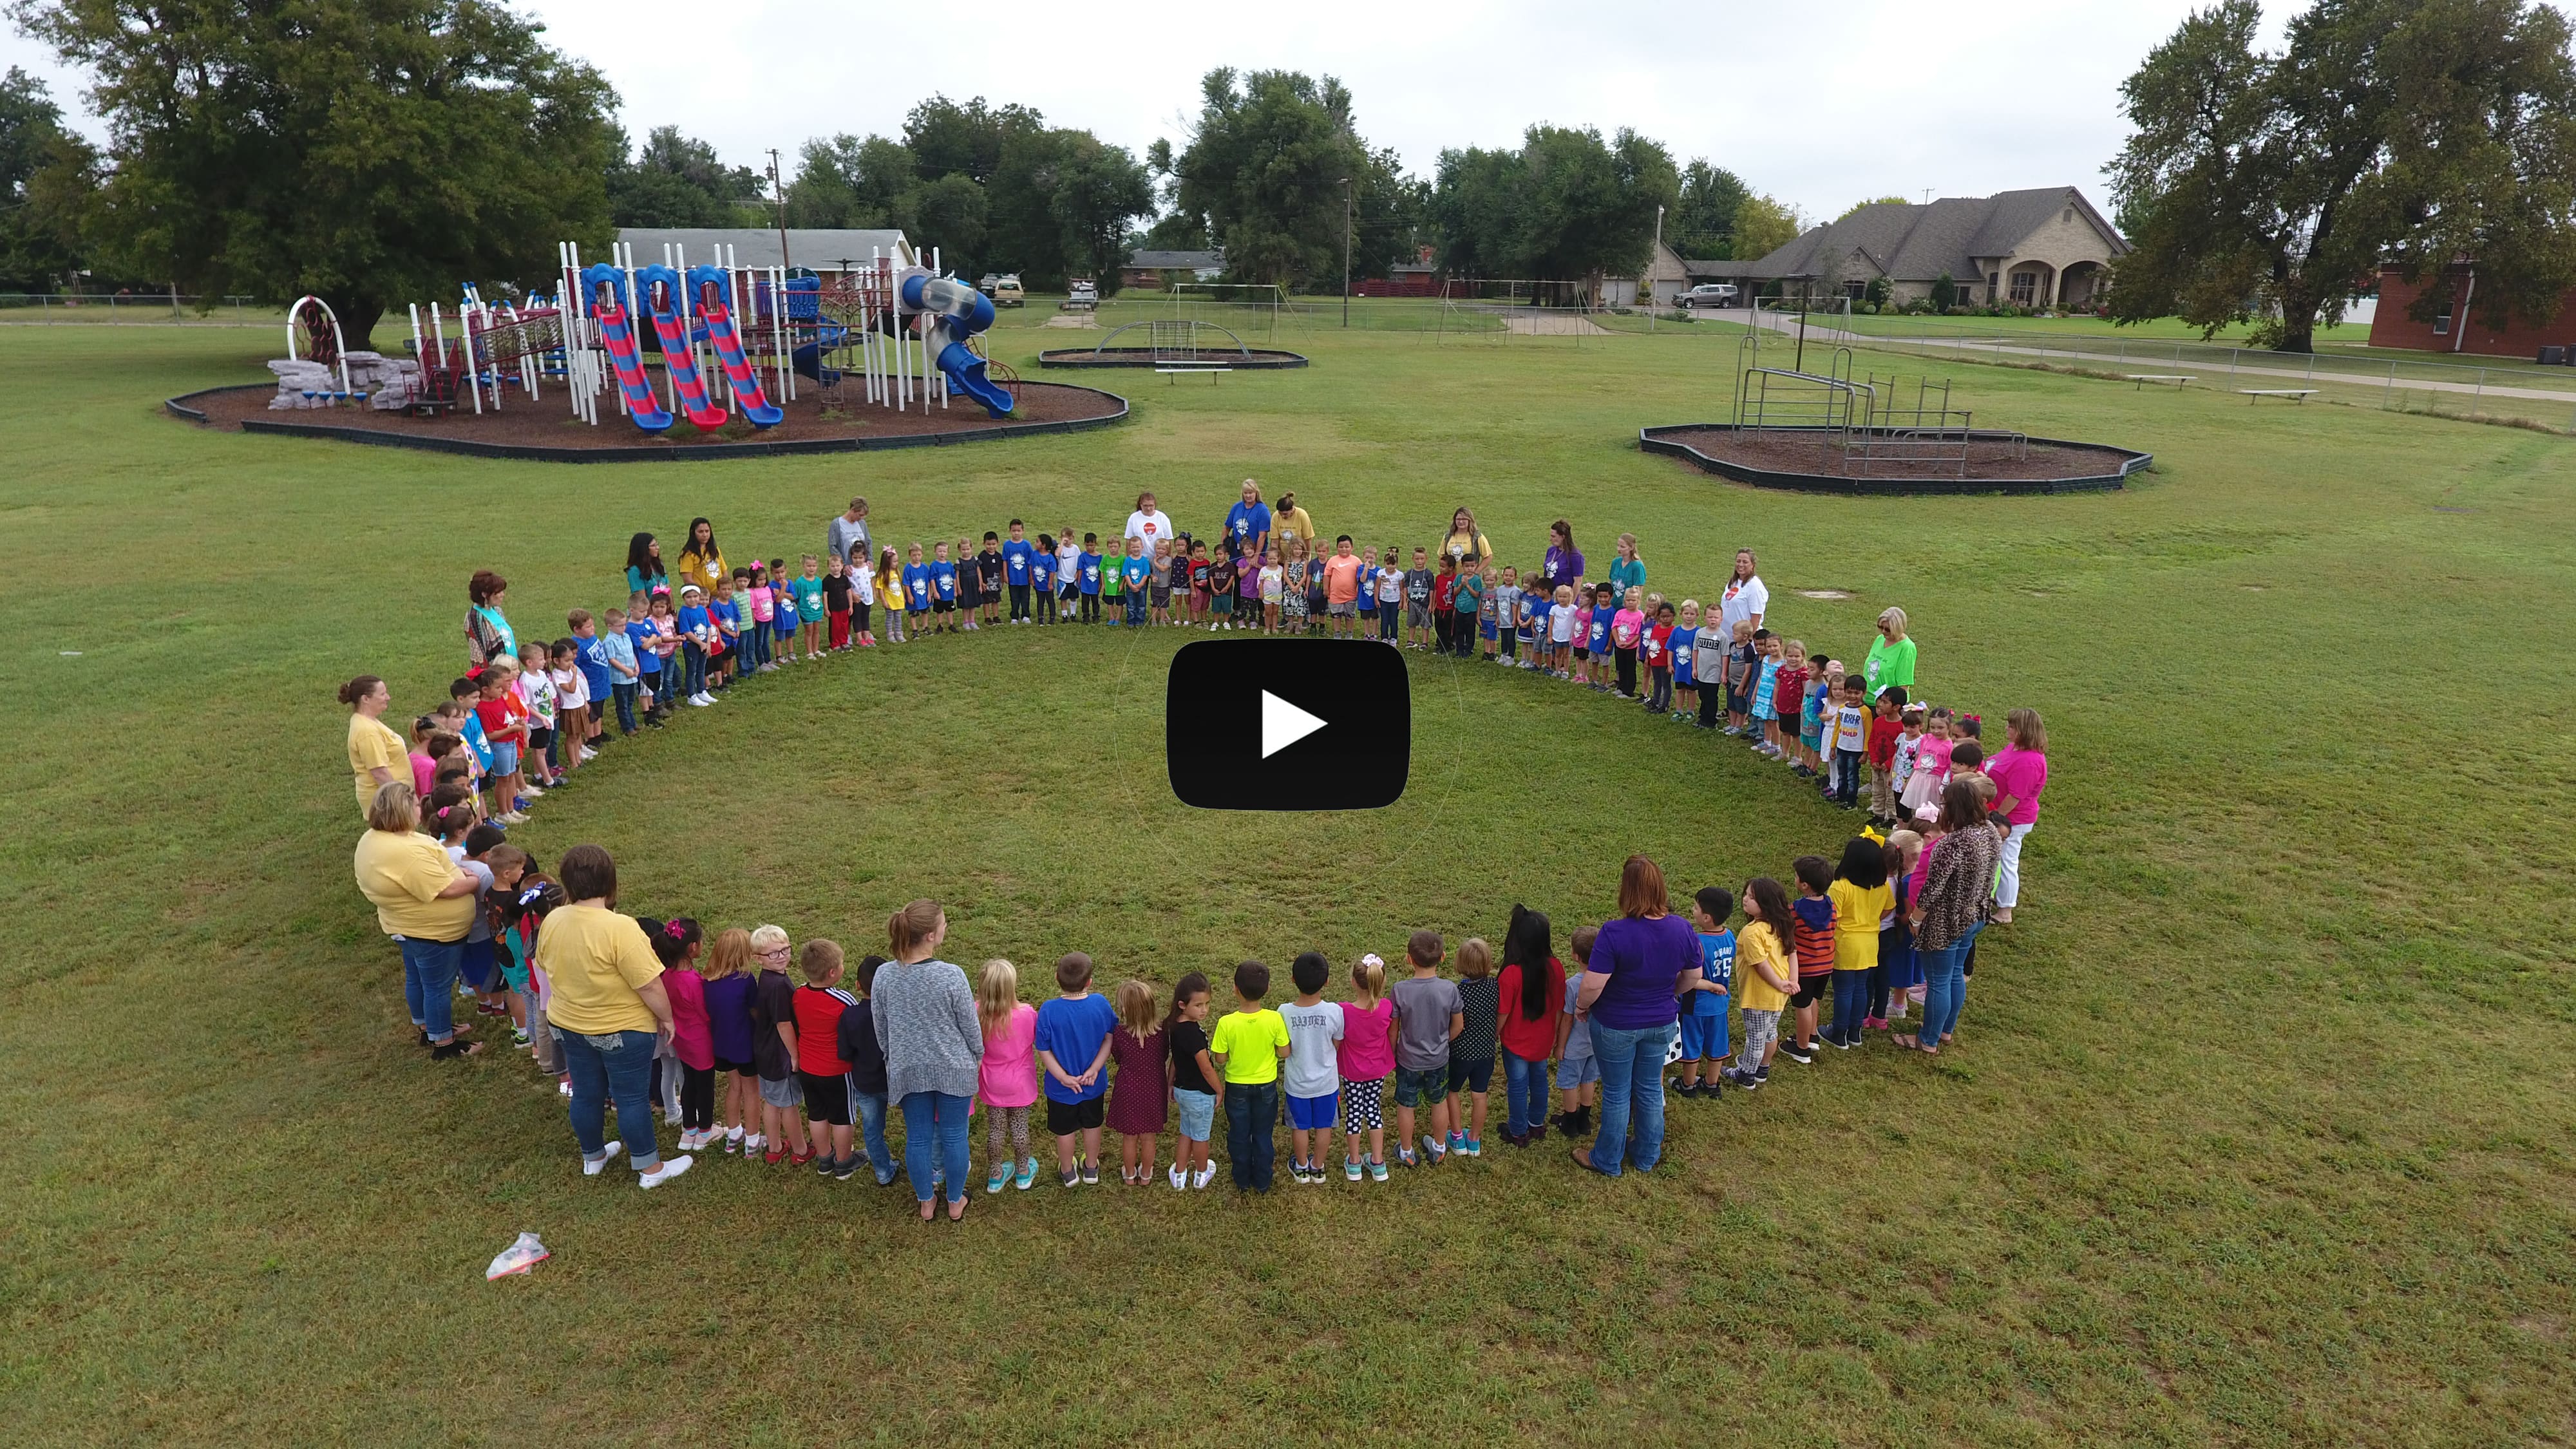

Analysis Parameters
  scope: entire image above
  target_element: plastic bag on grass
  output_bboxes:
[486,1232,549,1280]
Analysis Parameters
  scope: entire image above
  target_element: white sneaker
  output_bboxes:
[578,748,598,761]
[639,1154,693,1189]
[1169,1164,1187,1189]
[582,1142,624,1177]
[688,693,710,707]
[743,1133,764,1155]
[1191,1164,1215,1189]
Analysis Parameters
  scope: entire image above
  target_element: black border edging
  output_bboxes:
[1638,423,2150,497]
[1037,346,1309,370]
[165,382,1130,464]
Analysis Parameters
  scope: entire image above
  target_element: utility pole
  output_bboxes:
[1648,204,1664,333]
[1340,177,1354,328]
[768,149,791,273]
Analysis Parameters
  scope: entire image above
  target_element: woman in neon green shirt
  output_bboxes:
[1863,607,1917,701]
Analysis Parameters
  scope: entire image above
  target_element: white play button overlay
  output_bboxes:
[1260,690,1327,759]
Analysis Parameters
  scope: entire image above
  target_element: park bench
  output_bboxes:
[2126,374,2194,389]
[2239,388,2316,404]
[1157,364,1231,384]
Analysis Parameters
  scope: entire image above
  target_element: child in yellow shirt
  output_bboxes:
[1724,880,1799,1090]
[1824,838,1895,1049]
[1206,960,1290,1192]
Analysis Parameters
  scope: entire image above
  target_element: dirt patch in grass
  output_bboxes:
[1657,426,2136,481]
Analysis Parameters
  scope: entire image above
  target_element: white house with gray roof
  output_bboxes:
[1686,187,2127,309]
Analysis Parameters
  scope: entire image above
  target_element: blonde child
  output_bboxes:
[1880,831,1927,1028]
[1900,706,1954,816]
[1104,980,1168,1186]
[1553,925,1600,1132]
[1549,584,1579,678]
[976,959,1041,1193]
[747,923,813,1166]
[1164,971,1220,1189]
[876,545,908,644]
[514,643,561,787]
[1338,953,1395,1181]
[1258,547,1285,634]
[1671,599,1703,723]
[1723,620,1756,734]
[700,927,761,1154]
[1772,639,1809,768]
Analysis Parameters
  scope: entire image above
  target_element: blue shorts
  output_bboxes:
[488,741,520,775]
[1286,1090,1339,1131]
[1393,1063,1450,1107]
[1678,1012,1730,1060]
[1479,619,1497,640]
[1446,1054,1494,1095]
[1172,1087,1217,1142]
[459,938,499,992]
[1553,1052,1600,1090]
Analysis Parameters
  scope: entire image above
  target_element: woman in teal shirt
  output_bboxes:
[624,533,668,600]
[1608,533,1647,604]
[1863,606,1917,701]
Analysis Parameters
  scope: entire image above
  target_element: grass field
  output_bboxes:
[5,316,2573,1448]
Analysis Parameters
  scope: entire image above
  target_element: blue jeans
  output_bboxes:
[555,1026,662,1173]
[1918,940,1971,1047]
[900,1090,971,1204]
[1585,1019,1676,1177]
[610,681,638,732]
[1223,1081,1278,1190]
[854,1090,894,1181]
[1124,591,1147,625]
[1502,1049,1550,1137]
[681,642,706,697]
[397,935,463,1043]
[1830,970,1870,1044]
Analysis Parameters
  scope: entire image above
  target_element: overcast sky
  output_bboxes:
[5,0,2352,225]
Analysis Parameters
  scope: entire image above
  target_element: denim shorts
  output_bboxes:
[1554,1052,1600,1090]
[1445,1054,1495,1095]
[758,1074,801,1109]
[1678,1013,1730,1060]
[489,740,520,775]
[1172,1086,1217,1141]
[1285,1090,1339,1130]
[1393,1063,1450,1107]
[459,938,498,992]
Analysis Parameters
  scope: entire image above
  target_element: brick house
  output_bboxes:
[1122,249,1226,290]
[2366,264,2576,358]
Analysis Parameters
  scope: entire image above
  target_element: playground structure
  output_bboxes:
[1727,335,2020,478]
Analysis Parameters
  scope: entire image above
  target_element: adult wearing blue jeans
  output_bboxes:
[536,844,692,1188]
[871,899,984,1222]
[1573,855,1696,1178]
[1905,780,2003,1057]
[350,781,484,1061]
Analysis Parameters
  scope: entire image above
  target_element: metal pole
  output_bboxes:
[1340,176,1352,328]
[1648,205,1662,334]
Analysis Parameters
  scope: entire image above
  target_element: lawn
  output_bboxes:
[3,317,2572,1448]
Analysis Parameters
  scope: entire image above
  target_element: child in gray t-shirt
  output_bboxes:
[1388,929,1463,1166]
[1555,923,1600,1137]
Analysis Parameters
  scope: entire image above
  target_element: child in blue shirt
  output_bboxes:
[1583,586,1613,690]
[1117,540,1150,627]
[929,543,960,634]
[709,580,741,690]
[1669,601,1701,725]
[902,544,933,632]
[1030,535,1059,624]
[1519,587,1548,669]
[676,587,714,704]
[1034,952,1120,1186]
[770,560,802,663]
[571,609,616,710]
[1750,634,1783,759]
[598,607,643,734]
[1673,886,1736,1097]
[1002,521,1036,623]
[621,607,664,725]
[1075,534,1104,624]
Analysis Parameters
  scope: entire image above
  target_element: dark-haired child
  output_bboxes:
[647,917,715,1149]
[1164,973,1219,1189]
[1430,554,1459,655]
[1076,533,1103,623]
[1724,880,1799,1090]
[1672,886,1735,1097]
[1207,960,1289,1191]
[1785,855,1839,1061]
[1826,839,1893,1048]
[1448,938,1499,1157]
[1827,675,1871,808]
[1036,951,1119,1187]
[837,953,896,1184]
[1553,925,1600,1133]
[821,555,852,653]
[1031,533,1060,624]
[1207,544,1238,630]
[1642,600,1676,713]
[1280,951,1346,1184]
[974,532,1005,627]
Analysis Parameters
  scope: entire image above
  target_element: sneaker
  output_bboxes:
[1016,1159,1037,1190]
[638,1154,693,1189]
[677,1128,700,1151]
[1462,1137,1482,1158]
[989,1164,1012,1194]
[1779,1039,1815,1064]
[1396,1148,1419,1169]
[1169,1164,1188,1189]
[1287,1160,1309,1184]
[1724,1066,1758,1091]
[815,1151,837,1177]
[723,1130,743,1155]
[1080,1160,1101,1186]
[743,1133,763,1155]
[1671,1079,1700,1098]
[1754,1065,1771,1083]
[834,1155,858,1182]
[1059,1168,1080,1189]
[1832,1032,1854,1050]
[1422,1135,1448,1164]
[1191,1165,1215,1189]
[1369,1157,1390,1181]
[1345,1158,1364,1182]
[582,1142,625,1176]
[1446,1130,1466,1155]
[511,1027,531,1048]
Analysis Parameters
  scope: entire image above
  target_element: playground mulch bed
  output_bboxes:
[1654,427,2123,480]
[1037,346,1308,369]
[182,381,1124,459]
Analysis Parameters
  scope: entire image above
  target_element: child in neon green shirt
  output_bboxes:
[1206,960,1290,1190]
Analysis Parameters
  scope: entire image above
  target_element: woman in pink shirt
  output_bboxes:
[1984,708,2050,923]
[975,961,1041,1192]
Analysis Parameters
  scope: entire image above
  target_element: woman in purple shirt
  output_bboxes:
[1985,707,2049,923]
[1543,520,1584,594]
[1571,855,1695,1178]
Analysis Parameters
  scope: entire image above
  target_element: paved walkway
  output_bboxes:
[1726,308,2576,408]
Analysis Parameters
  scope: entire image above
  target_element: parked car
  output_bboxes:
[977,272,1002,293]
[990,275,1025,307]
[1063,279,1099,312]
[1677,283,1739,310]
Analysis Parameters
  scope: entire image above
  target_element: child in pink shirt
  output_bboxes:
[976,960,1041,1192]
[651,918,717,1151]
[1336,953,1398,1182]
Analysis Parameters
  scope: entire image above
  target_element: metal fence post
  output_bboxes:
[2473,369,2485,416]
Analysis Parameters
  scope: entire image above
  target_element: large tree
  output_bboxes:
[0,66,88,289]
[1671,160,1749,259]
[985,126,1153,291]
[1160,68,1376,289]
[13,0,616,343]
[1730,193,1801,261]
[783,133,916,229]
[608,124,763,228]
[2111,0,2576,352]
[904,94,1042,185]
[1430,124,1679,290]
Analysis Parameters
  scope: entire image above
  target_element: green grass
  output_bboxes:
[5,319,2574,1448]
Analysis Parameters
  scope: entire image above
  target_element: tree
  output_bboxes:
[1429,144,1520,278]
[609,125,764,228]
[1671,160,1749,258]
[2110,0,2576,352]
[14,0,617,343]
[1931,271,1959,309]
[1430,126,1678,292]
[784,133,915,229]
[1162,68,1375,289]
[1838,194,1909,220]
[1730,193,1801,261]
[903,172,987,276]
[0,67,88,290]
[905,95,1042,185]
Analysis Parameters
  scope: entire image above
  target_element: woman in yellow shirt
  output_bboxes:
[350,782,482,1057]
[535,843,688,1187]
[675,516,728,600]
[1724,877,1799,1088]
[1824,839,1895,1049]
[341,674,408,816]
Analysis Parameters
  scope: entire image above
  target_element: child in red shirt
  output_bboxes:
[1785,855,1839,1059]
[1865,688,1907,826]
[472,665,530,824]
[1431,557,1459,655]
[791,938,862,1180]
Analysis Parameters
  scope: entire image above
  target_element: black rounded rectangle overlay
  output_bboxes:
[1165,639,1410,811]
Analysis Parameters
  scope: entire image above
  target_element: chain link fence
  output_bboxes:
[0,294,277,325]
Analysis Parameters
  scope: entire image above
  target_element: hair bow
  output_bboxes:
[663,920,687,940]
[1360,952,1384,969]
[516,884,547,907]
[1860,826,1886,845]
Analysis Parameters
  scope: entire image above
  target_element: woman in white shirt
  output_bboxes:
[1123,491,1176,550]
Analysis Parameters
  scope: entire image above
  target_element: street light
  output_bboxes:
[1649,204,1664,334]
[1340,177,1353,328]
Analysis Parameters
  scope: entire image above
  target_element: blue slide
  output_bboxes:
[901,273,1014,417]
